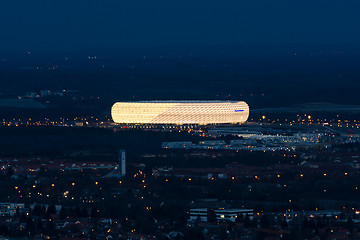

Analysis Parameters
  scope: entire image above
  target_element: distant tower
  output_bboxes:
[119,150,126,176]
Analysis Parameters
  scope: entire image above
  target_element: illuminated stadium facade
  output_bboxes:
[111,101,249,125]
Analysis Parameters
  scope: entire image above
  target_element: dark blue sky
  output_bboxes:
[1,0,360,51]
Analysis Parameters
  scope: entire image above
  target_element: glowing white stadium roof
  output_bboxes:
[111,101,249,125]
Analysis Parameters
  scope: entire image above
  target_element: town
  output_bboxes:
[0,115,359,239]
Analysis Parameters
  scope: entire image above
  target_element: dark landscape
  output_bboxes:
[1,1,360,239]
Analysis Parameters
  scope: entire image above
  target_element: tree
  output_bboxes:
[244,214,250,229]
[260,214,270,229]
[20,213,27,223]
[81,207,88,218]
[0,224,9,235]
[184,227,204,240]
[75,206,82,218]
[207,208,217,223]
[195,215,201,227]
[316,216,323,229]
[235,213,243,223]
[47,204,57,215]
[347,217,354,235]
[32,205,43,216]
[25,217,35,235]
[45,220,56,235]
[6,167,14,178]
[59,206,66,220]
[37,218,43,230]
[281,220,288,229]
[91,206,99,218]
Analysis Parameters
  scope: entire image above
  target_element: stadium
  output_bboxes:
[111,101,249,125]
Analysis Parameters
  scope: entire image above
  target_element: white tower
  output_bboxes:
[119,150,126,176]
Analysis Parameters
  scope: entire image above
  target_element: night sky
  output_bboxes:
[1,0,360,51]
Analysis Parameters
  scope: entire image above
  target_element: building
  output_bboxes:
[162,141,193,149]
[111,101,249,125]
[198,140,227,146]
[0,203,25,216]
[119,149,126,176]
[189,208,253,222]
[40,90,52,97]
